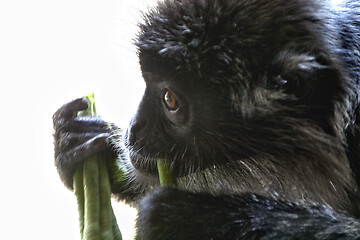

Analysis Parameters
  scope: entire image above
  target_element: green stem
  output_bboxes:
[83,156,101,240]
[99,156,115,240]
[157,159,177,187]
[73,164,85,239]
[73,93,123,240]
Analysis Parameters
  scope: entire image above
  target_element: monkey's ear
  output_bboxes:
[268,51,336,102]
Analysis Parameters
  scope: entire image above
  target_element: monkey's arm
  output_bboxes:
[136,188,360,240]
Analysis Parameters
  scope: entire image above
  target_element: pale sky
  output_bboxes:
[0,0,157,239]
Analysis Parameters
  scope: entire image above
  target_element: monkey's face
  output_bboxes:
[124,60,231,176]
[124,0,346,178]
[124,53,341,178]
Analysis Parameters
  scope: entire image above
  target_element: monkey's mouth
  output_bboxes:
[128,150,192,179]
[125,133,206,178]
[129,150,211,181]
[129,152,159,176]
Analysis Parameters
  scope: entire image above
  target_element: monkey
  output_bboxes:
[53,0,360,239]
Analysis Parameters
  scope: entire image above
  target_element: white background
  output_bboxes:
[0,0,157,239]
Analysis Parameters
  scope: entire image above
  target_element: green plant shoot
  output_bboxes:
[157,159,177,187]
[74,93,122,240]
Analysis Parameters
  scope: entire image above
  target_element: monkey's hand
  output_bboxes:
[53,97,118,190]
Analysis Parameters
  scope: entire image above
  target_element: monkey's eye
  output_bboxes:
[163,90,179,111]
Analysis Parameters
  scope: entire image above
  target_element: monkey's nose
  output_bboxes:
[127,114,149,146]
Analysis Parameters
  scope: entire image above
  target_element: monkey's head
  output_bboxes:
[124,0,356,178]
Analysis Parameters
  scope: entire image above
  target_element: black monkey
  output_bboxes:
[53,0,360,239]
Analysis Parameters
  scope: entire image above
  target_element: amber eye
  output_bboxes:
[163,90,179,111]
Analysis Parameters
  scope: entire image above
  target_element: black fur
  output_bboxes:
[136,188,360,240]
[53,0,360,239]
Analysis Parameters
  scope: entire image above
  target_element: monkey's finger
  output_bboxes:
[61,134,109,163]
[55,134,109,189]
[56,132,111,153]
[53,97,89,127]
[59,117,111,134]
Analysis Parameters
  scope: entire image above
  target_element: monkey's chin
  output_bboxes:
[128,152,159,176]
